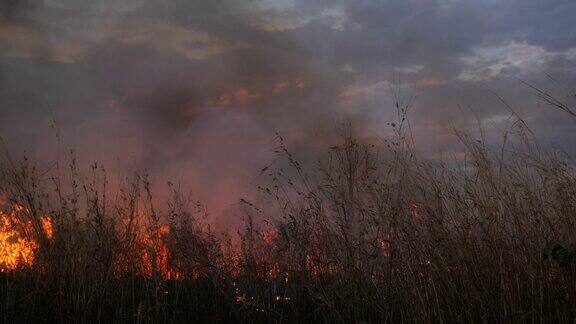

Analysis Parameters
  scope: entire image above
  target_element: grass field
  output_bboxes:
[1,99,576,323]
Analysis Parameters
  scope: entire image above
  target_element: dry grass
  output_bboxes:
[1,94,576,323]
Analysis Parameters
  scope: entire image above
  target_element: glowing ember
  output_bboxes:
[410,203,426,219]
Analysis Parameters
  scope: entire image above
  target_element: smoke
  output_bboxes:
[0,0,35,23]
[0,0,575,230]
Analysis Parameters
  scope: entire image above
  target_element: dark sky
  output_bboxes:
[1,0,575,228]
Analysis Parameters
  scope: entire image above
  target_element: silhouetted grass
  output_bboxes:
[1,94,576,323]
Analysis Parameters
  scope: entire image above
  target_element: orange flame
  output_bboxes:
[0,202,54,272]
[113,223,182,280]
[139,225,182,280]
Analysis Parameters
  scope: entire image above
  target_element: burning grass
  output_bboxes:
[0,202,53,271]
[1,100,576,322]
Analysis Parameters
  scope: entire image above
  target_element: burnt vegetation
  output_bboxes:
[1,90,576,323]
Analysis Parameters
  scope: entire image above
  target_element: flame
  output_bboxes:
[114,223,182,280]
[0,200,179,280]
[0,198,362,284]
[138,225,182,280]
[0,202,54,272]
[41,216,54,240]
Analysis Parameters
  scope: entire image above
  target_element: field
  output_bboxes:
[1,102,576,323]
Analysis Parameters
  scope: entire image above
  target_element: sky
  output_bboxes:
[1,0,575,228]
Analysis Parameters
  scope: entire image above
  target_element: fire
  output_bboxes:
[114,223,182,280]
[0,202,54,272]
[138,225,182,280]
[0,198,180,280]
[0,198,353,285]
[0,210,37,271]
[41,216,54,240]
